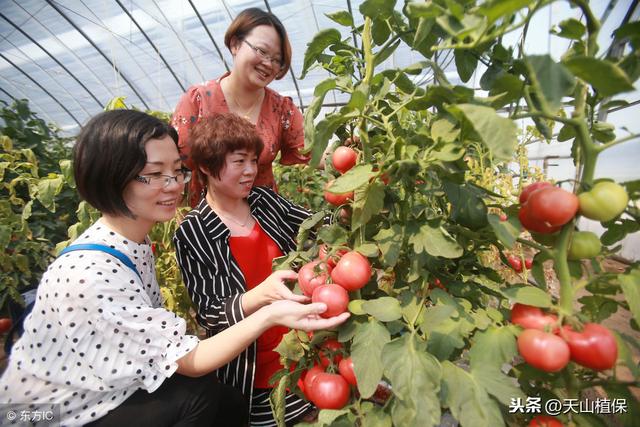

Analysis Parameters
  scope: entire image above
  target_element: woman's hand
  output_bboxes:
[263,300,350,331]
[242,270,309,315]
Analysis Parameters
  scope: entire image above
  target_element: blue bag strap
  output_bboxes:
[59,243,142,282]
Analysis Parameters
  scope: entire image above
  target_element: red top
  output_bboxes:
[171,73,309,207]
[229,222,288,389]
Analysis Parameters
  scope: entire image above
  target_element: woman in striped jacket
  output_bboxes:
[174,113,317,426]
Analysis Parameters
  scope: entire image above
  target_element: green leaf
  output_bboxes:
[301,29,342,79]
[299,211,326,231]
[502,285,552,307]
[269,374,288,425]
[309,112,351,167]
[274,330,306,361]
[59,159,74,187]
[601,219,640,245]
[476,0,530,25]
[413,18,435,49]
[360,0,396,19]
[406,2,444,19]
[409,224,463,259]
[619,269,640,328]
[527,55,576,111]
[352,319,390,398]
[468,327,525,405]
[325,10,354,27]
[421,305,456,329]
[455,104,517,162]
[431,119,459,143]
[553,18,586,40]
[557,123,576,142]
[330,165,375,193]
[348,299,367,315]
[362,404,392,427]
[36,176,64,211]
[372,18,391,46]
[577,295,619,323]
[564,56,635,97]
[374,225,403,267]
[487,214,519,248]
[454,50,478,83]
[362,297,402,322]
[316,409,351,426]
[374,40,401,67]
[441,362,506,427]
[443,182,488,230]
[352,181,385,230]
[382,335,442,427]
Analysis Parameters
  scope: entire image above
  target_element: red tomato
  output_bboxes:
[506,255,523,272]
[338,357,357,386]
[429,278,446,290]
[306,372,350,409]
[332,146,357,174]
[519,205,562,234]
[324,180,354,206]
[525,259,533,270]
[526,186,579,228]
[318,245,347,268]
[511,304,557,331]
[298,260,331,297]
[0,318,12,334]
[330,251,372,292]
[517,329,570,372]
[311,285,349,318]
[151,243,158,255]
[520,182,553,204]
[319,338,344,368]
[499,213,508,222]
[561,323,618,371]
[529,415,563,427]
[302,365,325,399]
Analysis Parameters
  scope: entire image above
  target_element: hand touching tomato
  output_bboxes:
[312,285,349,318]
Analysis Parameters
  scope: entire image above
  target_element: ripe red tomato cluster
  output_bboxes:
[299,339,357,410]
[513,305,618,372]
[505,255,533,273]
[518,182,579,234]
[300,247,372,318]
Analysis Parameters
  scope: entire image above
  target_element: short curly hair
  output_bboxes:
[189,113,264,186]
[73,110,179,217]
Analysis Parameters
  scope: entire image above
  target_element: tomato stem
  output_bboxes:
[554,224,575,316]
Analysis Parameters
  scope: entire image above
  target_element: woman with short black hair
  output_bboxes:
[0,110,348,426]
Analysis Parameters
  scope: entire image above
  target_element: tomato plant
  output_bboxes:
[560,323,618,371]
[305,371,351,410]
[298,260,331,297]
[332,146,358,174]
[0,317,12,334]
[338,357,357,386]
[311,284,349,318]
[521,186,579,229]
[578,181,629,222]
[324,180,354,206]
[517,329,570,373]
[511,304,557,331]
[318,338,344,368]
[506,255,523,273]
[529,415,563,427]
[330,251,372,292]
[567,231,602,260]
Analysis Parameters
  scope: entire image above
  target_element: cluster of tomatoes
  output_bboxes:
[512,303,618,373]
[297,338,358,410]
[324,145,358,206]
[299,244,372,319]
[517,181,628,258]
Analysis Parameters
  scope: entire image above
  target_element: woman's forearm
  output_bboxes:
[176,307,271,377]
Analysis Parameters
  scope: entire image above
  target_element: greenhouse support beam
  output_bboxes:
[0,86,17,101]
[114,0,186,93]
[45,0,150,110]
[0,52,82,127]
[261,0,304,110]
[0,12,103,109]
[188,0,230,73]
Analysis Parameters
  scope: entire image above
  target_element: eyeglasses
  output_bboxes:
[243,40,283,69]
[135,170,192,189]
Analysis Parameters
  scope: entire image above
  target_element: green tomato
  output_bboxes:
[568,231,602,260]
[578,181,629,222]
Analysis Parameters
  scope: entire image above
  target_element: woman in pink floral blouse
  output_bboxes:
[172,7,309,207]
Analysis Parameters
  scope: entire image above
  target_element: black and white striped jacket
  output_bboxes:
[173,186,311,416]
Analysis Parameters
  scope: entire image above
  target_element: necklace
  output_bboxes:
[216,209,253,227]
[227,88,264,120]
